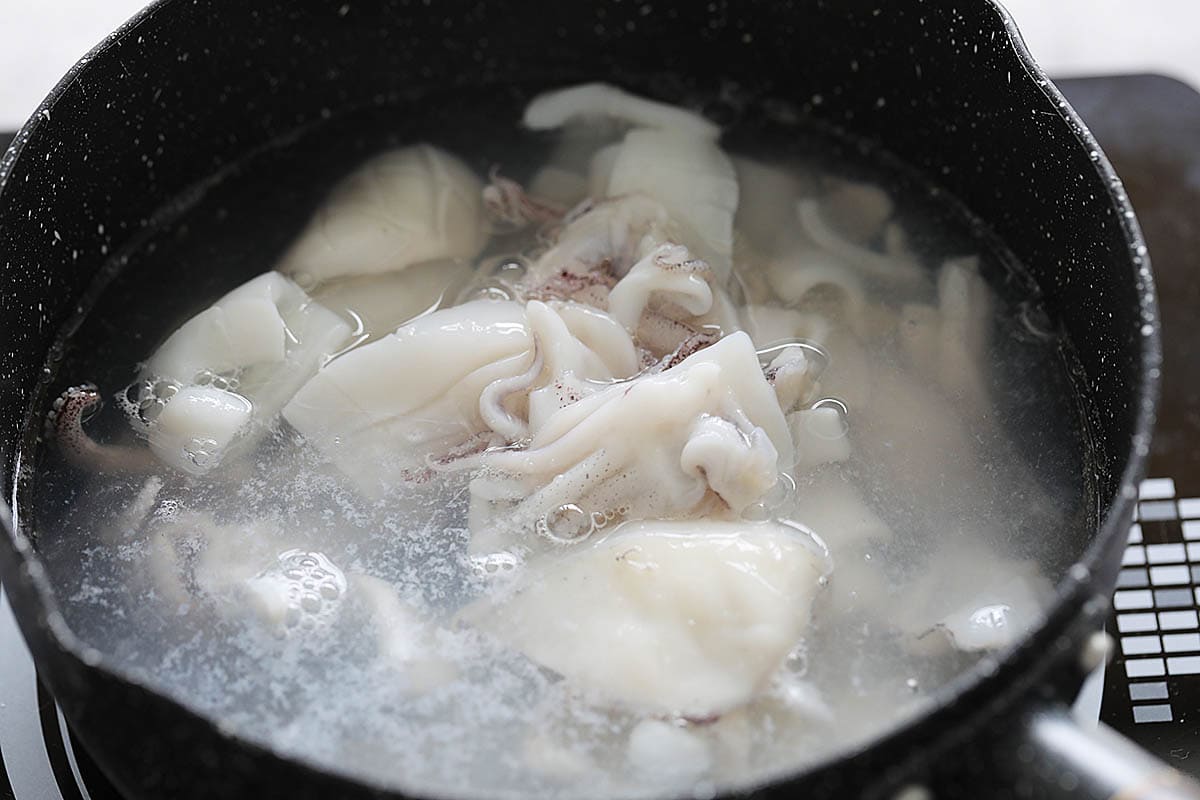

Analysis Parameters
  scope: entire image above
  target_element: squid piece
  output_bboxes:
[766,254,867,333]
[735,305,869,416]
[527,120,626,211]
[737,304,832,350]
[349,574,457,692]
[468,332,791,554]
[764,347,823,414]
[607,243,714,333]
[523,82,720,139]
[855,360,990,506]
[312,258,474,345]
[896,542,1051,653]
[481,170,569,229]
[146,272,347,387]
[522,194,672,290]
[284,298,639,497]
[788,405,851,475]
[818,177,894,243]
[46,384,155,474]
[464,518,828,718]
[587,143,621,198]
[626,720,712,790]
[147,385,254,473]
[236,549,349,634]
[283,299,533,496]
[150,508,457,685]
[602,128,739,281]
[680,416,780,515]
[605,241,741,356]
[796,198,924,286]
[277,144,487,283]
[784,470,893,617]
[524,300,640,433]
[130,271,352,475]
[528,165,592,209]
[733,156,813,256]
[786,470,892,549]
[898,257,992,413]
[138,507,279,611]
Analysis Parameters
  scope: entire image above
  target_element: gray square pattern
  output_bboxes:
[1116,477,1200,723]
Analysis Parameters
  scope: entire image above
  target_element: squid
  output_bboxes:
[124,271,352,475]
[898,256,993,414]
[598,128,739,281]
[895,541,1051,653]
[606,241,742,358]
[523,82,720,140]
[817,177,895,244]
[796,197,924,286]
[522,83,738,282]
[467,332,792,555]
[283,298,533,496]
[788,404,851,475]
[481,169,570,229]
[465,518,828,719]
[145,507,453,683]
[737,304,832,351]
[45,383,155,474]
[733,156,814,256]
[784,469,894,618]
[348,574,458,692]
[786,470,892,549]
[520,194,672,292]
[765,254,868,334]
[736,302,873,411]
[277,144,487,283]
[529,227,742,361]
[283,298,639,497]
[527,164,592,210]
[625,719,712,790]
[522,300,640,433]
[312,258,474,345]
[607,243,714,332]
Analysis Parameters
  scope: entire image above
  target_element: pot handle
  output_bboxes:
[994,705,1200,799]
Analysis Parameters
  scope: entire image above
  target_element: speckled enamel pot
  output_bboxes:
[0,1,1169,798]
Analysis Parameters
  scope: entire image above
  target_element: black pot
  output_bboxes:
[0,1,1172,798]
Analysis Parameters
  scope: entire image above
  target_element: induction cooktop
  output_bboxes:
[0,73,1198,798]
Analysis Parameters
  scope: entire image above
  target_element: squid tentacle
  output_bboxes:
[482,169,568,228]
[478,338,545,441]
[46,384,154,473]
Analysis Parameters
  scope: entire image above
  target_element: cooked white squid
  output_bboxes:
[601,128,738,280]
[605,241,744,356]
[129,271,351,475]
[312,258,475,345]
[523,82,720,139]
[733,156,813,256]
[896,541,1052,653]
[466,332,792,555]
[277,144,487,282]
[283,298,533,495]
[464,518,829,718]
[522,194,672,291]
[283,298,639,496]
[898,256,993,414]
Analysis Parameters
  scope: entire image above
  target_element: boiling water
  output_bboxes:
[27,88,1089,799]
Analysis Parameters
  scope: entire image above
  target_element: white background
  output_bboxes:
[0,1,1198,131]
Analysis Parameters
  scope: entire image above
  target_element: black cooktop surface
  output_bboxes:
[1,73,1199,798]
